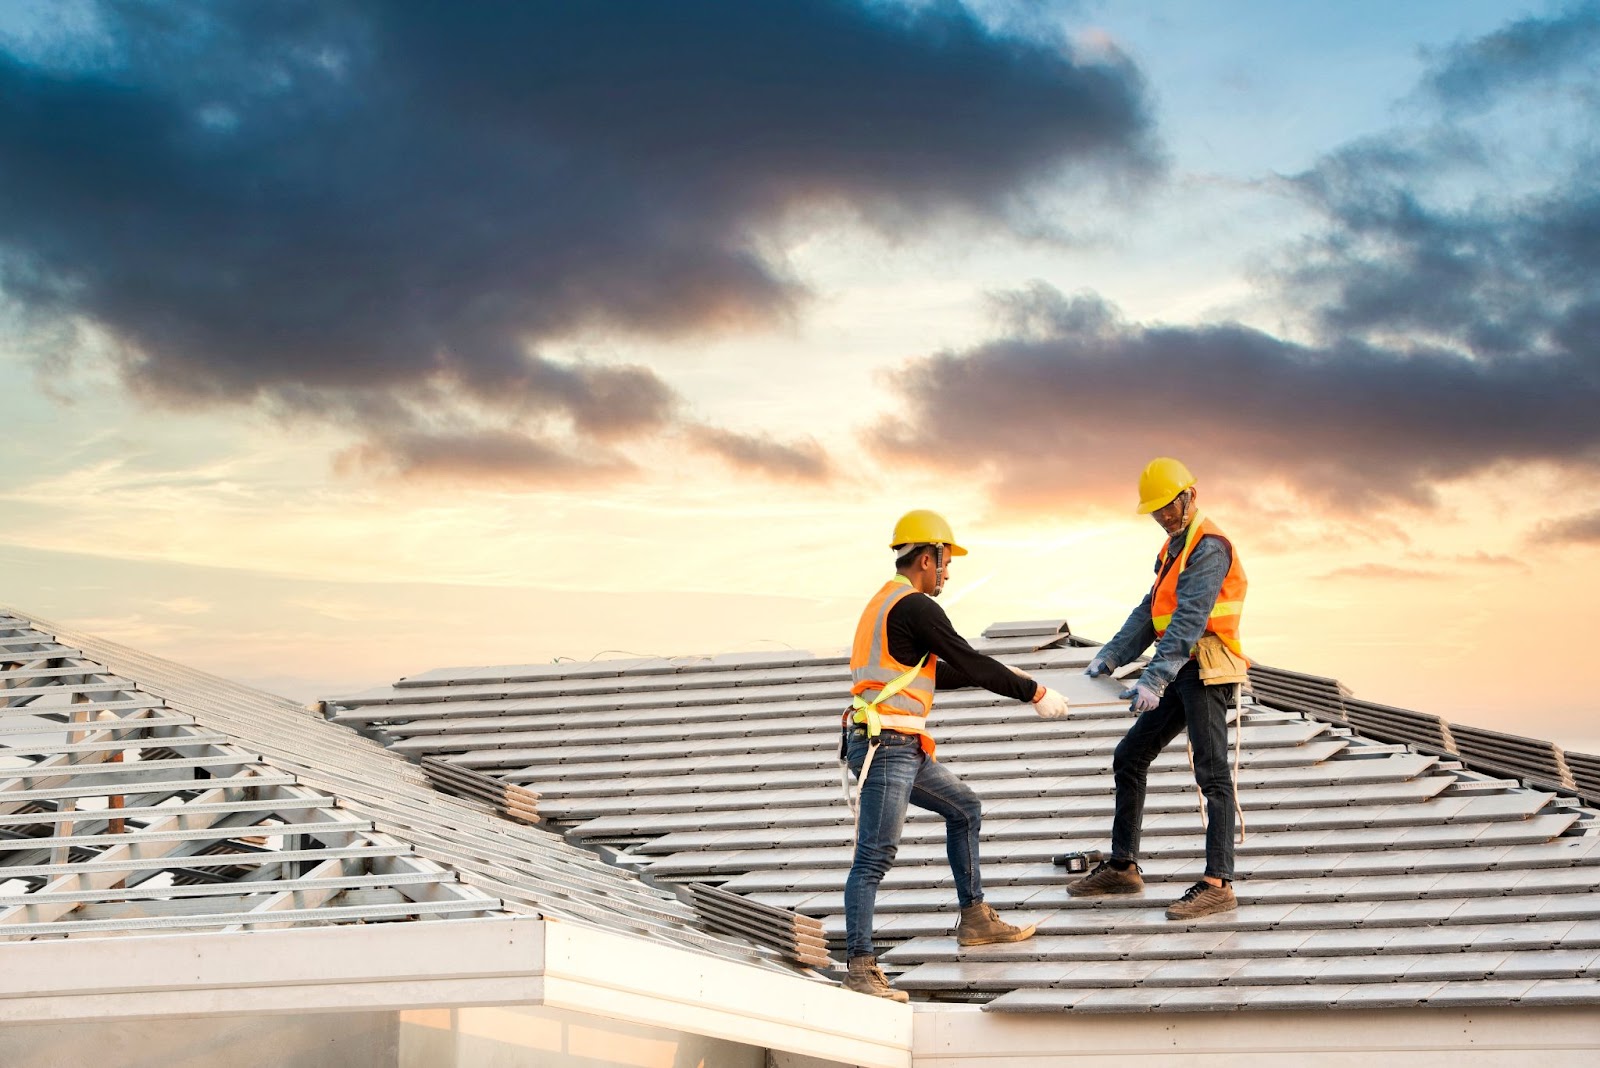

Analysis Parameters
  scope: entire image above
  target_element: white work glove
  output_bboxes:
[1033,687,1070,719]
[1008,664,1034,681]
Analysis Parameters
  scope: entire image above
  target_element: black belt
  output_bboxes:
[846,726,919,743]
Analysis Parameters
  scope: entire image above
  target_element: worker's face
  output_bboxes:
[1151,490,1191,537]
[917,547,950,597]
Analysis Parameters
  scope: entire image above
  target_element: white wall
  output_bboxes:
[0,1011,397,1068]
[400,1003,769,1068]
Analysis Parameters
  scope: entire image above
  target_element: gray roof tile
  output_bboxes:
[1335,981,1445,1009]
[1517,977,1600,1006]
[1383,925,1485,952]
[979,987,1100,1012]
[1125,929,1239,957]
[1276,900,1380,927]
[895,960,1074,991]
[1238,985,1356,1011]
[1229,957,1329,985]
[1318,954,1427,982]
[1553,918,1600,945]
[1466,919,1578,951]
[1424,979,1536,1007]
[1055,959,1164,987]
[326,617,1600,1013]
[1363,898,1467,926]
[1491,949,1599,979]
[1062,987,1175,1013]
[1143,958,1248,986]
[1213,930,1315,957]
[1404,952,1510,982]
[1143,986,1250,1012]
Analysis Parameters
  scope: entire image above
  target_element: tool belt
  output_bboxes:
[1195,633,1249,687]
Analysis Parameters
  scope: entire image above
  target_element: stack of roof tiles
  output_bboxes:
[335,620,1600,1013]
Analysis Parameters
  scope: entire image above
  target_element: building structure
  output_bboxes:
[4,606,1599,1065]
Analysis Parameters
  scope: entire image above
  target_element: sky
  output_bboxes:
[1,0,1597,754]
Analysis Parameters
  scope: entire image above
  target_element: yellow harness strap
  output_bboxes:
[842,655,929,837]
[849,656,928,738]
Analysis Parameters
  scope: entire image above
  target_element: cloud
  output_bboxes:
[1404,550,1530,571]
[0,0,1157,485]
[1315,564,1443,582]
[685,425,834,482]
[871,8,1600,520]
[1528,509,1600,546]
[872,284,1600,513]
[1419,1,1600,114]
[333,427,635,488]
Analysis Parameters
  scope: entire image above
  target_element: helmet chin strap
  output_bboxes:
[930,543,945,597]
[1163,491,1192,536]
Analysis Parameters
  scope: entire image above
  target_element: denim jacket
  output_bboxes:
[1098,527,1232,696]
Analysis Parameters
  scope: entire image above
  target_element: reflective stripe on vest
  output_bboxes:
[1149,512,1249,663]
[848,577,940,754]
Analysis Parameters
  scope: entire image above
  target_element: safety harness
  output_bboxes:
[838,654,927,839]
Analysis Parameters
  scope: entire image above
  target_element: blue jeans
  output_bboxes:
[1110,659,1235,881]
[844,730,984,959]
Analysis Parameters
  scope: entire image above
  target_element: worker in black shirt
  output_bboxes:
[840,509,1070,1001]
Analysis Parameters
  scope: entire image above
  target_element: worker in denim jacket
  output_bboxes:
[1067,458,1249,920]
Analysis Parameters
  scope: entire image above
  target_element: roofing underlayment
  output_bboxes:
[335,619,1600,1014]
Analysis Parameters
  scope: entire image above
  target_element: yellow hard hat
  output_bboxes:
[1136,457,1196,514]
[890,509,968,556]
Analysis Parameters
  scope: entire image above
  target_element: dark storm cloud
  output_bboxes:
[1420,1,1600,114]
[873,285,1600,512]
[0,0,1157,483]
[1284,143,1599,362]
[873,8,1600,520]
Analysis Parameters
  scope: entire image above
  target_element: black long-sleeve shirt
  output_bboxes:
[884,590,1040,703]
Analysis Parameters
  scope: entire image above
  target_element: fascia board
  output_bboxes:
[910,1003,1600,1064]
[541,919,912,1068]
[0,976,548,1024]
[1,913,913,1068]
[0,916,545,1023]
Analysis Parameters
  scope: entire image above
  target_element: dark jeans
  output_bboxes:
[843,730,983,959]
[1110,659,1235,881]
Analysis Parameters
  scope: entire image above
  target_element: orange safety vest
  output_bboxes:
[1150,513,1249,663]
[847,576,940,756]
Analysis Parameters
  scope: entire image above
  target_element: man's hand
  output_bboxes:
[1034,688,1070,719]
[1118,679,1161,713]
[1084,654,1116,678]
[1008,664,1034,681]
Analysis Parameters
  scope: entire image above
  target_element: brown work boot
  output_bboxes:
[843,955,910,1002]
[1165,879,1237,920]
[956,901,1037,946]
[1065,859,1145,897]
